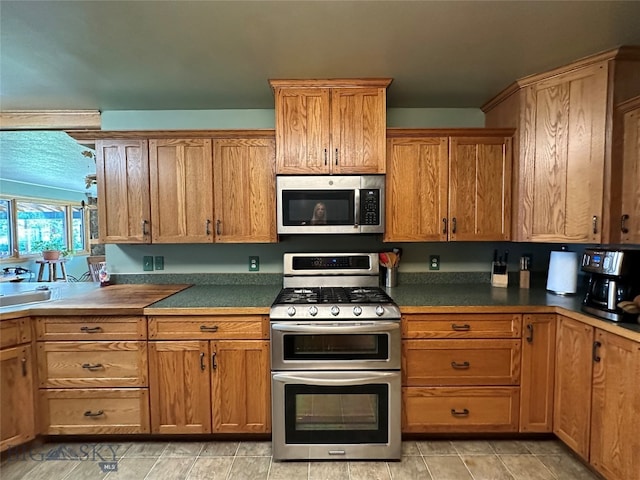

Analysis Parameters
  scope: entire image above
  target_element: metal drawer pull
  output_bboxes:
[211,352,217,370]
[593,341,602,362]
[142,219,149,236]
[206,219,212,235]
[200,325,219,332]
[84,410,104,417]
[621,214,629,234]
[80,326,102,333]
[451,408,470,417]
[451,324,471,331]
[200,352,206,371]
[526,323,534,343]
[21,357,27,376]
[452,217,457,234]
[82,363,104,371]
[592,215,598,234]
[442,218,447,234]
[451,361,470,369]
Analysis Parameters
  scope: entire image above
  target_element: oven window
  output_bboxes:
[283,334,389,360]
[282,190,354,226]
[284,384,388,444]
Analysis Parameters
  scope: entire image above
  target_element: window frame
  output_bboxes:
[0,195,90,261]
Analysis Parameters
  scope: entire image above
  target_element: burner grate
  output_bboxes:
[274,287,394,305]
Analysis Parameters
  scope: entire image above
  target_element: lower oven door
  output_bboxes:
[270,320,401,370]
[271,370,401,460]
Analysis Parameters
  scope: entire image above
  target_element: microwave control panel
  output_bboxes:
[360,189,380,225]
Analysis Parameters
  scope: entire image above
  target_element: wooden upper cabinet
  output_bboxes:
[619,97,640,244]
[271,79,391,174]
[385,131,512,242]
[95,139,151,243]
[449,136,511,241]
[483,47,640,243]
[213,138,277,243]
[385,136,448,241]
[149,139,214,243]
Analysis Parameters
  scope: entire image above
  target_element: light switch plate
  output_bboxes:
[143,256,154,271]
[249,256,260,272]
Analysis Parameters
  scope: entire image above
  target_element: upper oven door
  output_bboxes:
[276,175,384,234]
[271,320,401,370]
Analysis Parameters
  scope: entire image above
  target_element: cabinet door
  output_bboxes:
[519,314,556,433]
[213,138,277,242]
[553,316,594,460]
[149,341,211,434]
[0,345,36,452]
[211,340,270,433]
[620,100,640,244]
[449,136,511,241]
[274,87,331,174]
[331,88,387,174]
[96,139,151,243]
[149,139,214,243]
[522,63,608,242]
[590,330,640,480]
[384,137,448,241]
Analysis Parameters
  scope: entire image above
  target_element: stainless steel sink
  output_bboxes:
[0,288,53,307]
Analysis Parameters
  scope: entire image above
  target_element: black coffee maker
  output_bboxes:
[581,248,640,322]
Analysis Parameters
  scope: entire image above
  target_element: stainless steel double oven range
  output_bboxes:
[270,253,401,461]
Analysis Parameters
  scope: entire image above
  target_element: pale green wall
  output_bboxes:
[0,179,88,202]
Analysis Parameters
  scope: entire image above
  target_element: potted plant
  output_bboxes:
[32,239,71,260]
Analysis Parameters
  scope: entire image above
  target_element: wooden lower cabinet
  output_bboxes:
[0,341,36,451]
[403,387,520,433]
[519,314,556,432]
[149,339,270,434]
[589,330,640,480]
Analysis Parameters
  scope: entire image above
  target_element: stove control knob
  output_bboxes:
[286,306,297,317]
[375,305,385,317]
[330,306,340,316]
[308,306,318,317]
[353,306,363,316]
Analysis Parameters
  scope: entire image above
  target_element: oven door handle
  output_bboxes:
[272,371,398,386]
[271,322,399,334]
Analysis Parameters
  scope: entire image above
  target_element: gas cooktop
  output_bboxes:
[273,286,394,305]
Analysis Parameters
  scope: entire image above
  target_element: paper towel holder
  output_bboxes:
[546,245,579,296]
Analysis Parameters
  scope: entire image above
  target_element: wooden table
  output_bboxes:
[36,259,68,282]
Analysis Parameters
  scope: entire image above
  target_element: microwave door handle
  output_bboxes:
[272,371,398,386]
[271,322,399,334]
[354,189,361,229]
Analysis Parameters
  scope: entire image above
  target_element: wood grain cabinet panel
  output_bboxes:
[0,343,36,452]
[95,139,151,243]
[403,339,521,386]
[619,97,640,244]
[148,316,268,340]
[519,314,556,433]
[271,79,390,174]
[35,316,147,341]
[39,388,149,435]
[385,132,512,242]
[0,318,30,349]
[402,313,522,339]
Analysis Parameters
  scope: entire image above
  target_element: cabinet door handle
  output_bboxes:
[324,148,328,166]
[442,218,448,234]
[200,325,219,332]
[84,410,104,417]
[621,214,629,234]
[142,219,149,236]
[526,323,534,343]
[452,217,457,234]
[451,361,470,369]
[206,219,211,235]
[200,352,206,371]
[593,340,602,362]
[216,219,221,236]
[450,408,469,417]
[21,357,27,376]
[451,323,470,331]
[592,215,598,234]
[80,326,102,333]
[335,148,339,166]
[211,352,218,370]
[82,363,103,371]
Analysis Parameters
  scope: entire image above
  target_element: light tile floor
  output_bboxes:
[0,439,602,480]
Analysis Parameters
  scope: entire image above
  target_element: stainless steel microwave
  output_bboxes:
[276,175,385,234]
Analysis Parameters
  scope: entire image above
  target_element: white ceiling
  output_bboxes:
[1,1,640,193]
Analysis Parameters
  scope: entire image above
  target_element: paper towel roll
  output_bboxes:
[546,250,578,295]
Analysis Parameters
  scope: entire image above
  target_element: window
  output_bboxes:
[0,197,88,260]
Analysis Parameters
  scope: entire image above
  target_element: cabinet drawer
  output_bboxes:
[35,316,147,340]
[402,386,520,433]
[403,339,521,386]
[148,316,268,340]
[0,318,31,348]
[402,314,522,339]
[38,341,147,388]
[40,388,150,434]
